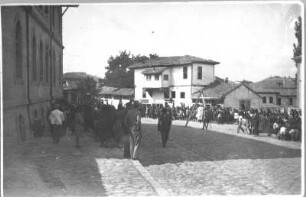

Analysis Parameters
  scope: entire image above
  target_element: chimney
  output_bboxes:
[225,77,228,83]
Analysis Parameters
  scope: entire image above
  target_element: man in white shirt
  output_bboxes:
[49,104,65,144]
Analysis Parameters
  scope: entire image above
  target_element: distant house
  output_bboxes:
[128,55,220,106]
[249,76,297,109]
[97,86,134,107]
[62,80,82,103]
[195,76,297,110]
[223,83,262,109]
[196,81,262,109]
[63,72,101,104]
[194,81,236,105]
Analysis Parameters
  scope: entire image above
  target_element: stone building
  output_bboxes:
[249,76,297,109]
[2,6,65,141]
[128,55,219,106]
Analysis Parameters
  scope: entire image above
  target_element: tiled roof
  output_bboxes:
[63,72,101,82]
[192,76,296,100]
[193,82,237,99]
[142,67,168,75]
[249,76,297,96]
[128,55,219,69]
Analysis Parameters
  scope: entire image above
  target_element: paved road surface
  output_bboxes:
[3,118,302,196]
[139,119,301,195]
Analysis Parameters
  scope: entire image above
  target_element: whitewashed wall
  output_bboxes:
[192,63,215,85]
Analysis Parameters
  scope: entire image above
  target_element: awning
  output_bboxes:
[142,67,168,75]
[111,88,134,96]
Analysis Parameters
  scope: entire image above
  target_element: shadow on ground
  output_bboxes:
[3,136,107,197]
[140,124,301,166]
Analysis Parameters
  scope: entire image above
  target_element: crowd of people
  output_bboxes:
[31,99,174,160]
[140,103,302,142]
[31,99,302,161]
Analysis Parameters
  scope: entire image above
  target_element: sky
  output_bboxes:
[63,1,302,83]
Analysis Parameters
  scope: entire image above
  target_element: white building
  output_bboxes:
[128,55,219,106]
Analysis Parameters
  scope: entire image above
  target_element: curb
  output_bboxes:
[132,160,170,196]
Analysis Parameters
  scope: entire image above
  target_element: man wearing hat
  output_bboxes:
[49,104,65,144]
[124,101,142,160]
[158,106,172,148]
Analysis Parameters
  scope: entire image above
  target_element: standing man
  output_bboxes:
[49,104,65,144]
[237,112,244,133]
[124,101,142,160]
[157,106,172,148]
[252,109,260,136]
[74,106,85,148]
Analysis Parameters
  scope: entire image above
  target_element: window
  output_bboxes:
[269,97,273,104]
[154,74,159,81]
[52,51,56,85]
[45,45,49,82]
[54,53,57,85]
[58,8,61,34]
[32,35,37,81]
[39,41,43,82]
[171,91,176,98]
[163,74,169,81]
[59,55,62,85]
[44,6,49,14]
[71,92,77,103]
[183,66,187,79]
[142,89,146,98]
[289,98,293,105]
[277,98,281,105]
[262,97,266,103]
[197,66,202,79]
[15,21,22,79]
[164,90,169,99]
[146,75,151,81]
[52,7,55,27]
[180,92,185,98]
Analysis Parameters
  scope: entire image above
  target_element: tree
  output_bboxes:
[293,16,302,63]
[77,77,97,99]
[104,50,158,88]
[293,16,302,85]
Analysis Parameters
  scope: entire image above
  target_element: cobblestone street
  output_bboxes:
[140,119,302,195]
[3,118,302,196]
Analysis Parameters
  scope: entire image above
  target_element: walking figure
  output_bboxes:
[49,104,65,144]
[237,112,244,133]
[157,107,172,148]
[124,101,142,160]
[74,107,85,148]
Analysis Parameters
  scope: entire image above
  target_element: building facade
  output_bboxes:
[129,55,219,106]
[223,83,262,109]
[198,76,297,110]
[249,76,297,109]
[2,6,64,141]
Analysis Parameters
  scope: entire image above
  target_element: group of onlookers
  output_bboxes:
[141,104,235,123]
[31,99,302,164]
[140,103,302,142]
[235,108,302,141]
